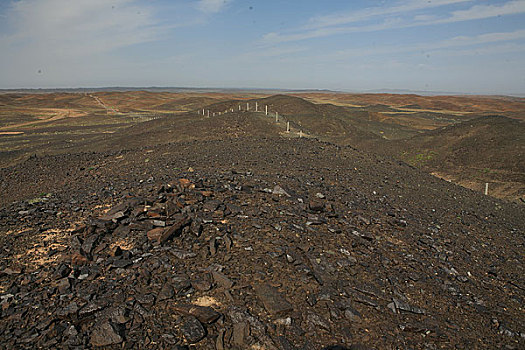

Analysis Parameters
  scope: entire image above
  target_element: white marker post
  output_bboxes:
[286,121,290,133]
[485,183,489,195]
[255,102,258,112]
[246,102,249,111]
[239,105,241,111]
[202,109,205,115]
[265,105,268,115]
[207,110,210,117]
[275,112,278,122]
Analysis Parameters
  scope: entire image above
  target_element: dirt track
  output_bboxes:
[0,107,88,131]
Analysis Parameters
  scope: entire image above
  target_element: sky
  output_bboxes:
[0,0,524,94]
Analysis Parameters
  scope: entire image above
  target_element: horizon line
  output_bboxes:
[0,86,524,98]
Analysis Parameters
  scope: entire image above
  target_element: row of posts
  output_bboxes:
[199,102,300,136]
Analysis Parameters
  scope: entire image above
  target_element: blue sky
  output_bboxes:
[0,0,524,94]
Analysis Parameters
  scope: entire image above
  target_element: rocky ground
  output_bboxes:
[2,92,524,201]
[0,137,524,349]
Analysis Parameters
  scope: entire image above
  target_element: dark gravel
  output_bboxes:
[0,137,524,349]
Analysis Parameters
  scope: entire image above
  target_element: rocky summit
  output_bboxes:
[0,137,524,349]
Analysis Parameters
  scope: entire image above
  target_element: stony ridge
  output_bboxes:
[0,137,523,349]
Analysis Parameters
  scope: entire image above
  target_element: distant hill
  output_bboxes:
[392,115,524,173]
[375,116,525,200]
[0,87,340,94]
[1,91,523,201]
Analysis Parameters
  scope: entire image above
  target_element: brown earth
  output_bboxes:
[1,92,524,201]
[296,92,525,115]
[379,115,525,201]
[0,91,524,349]
[1,136,524,349]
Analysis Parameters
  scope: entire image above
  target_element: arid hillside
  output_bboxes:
[1,92,524,202]
[1,137,524,349]
[0,91,524,349]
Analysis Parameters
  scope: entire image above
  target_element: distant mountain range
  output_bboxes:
[0,87,337,94]
[364,88,525,97]
[0,86,523,97]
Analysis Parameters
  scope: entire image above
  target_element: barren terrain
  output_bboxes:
[0,91,524,349]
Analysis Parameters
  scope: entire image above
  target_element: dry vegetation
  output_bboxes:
[1,91,524,201]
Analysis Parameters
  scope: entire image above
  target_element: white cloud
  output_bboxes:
[445,0,525,22]
[1,0,162,58]
[439,29,525,47]
[413,14,439,22]
[432,42,525,57]
[0,0,168,87]
[263,0,525,44]
[307,0,472,29]
[197,0,232,14]
[258,29,525,70]
[317,29,525,61]
[262,22,400,44]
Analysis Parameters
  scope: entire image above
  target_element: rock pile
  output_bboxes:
[0,137,523,349]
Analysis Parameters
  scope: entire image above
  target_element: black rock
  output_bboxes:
[180,316,206,343]
[158,285,174,301]
[136,294,156,306]
[109,307,130,324]
[306,311,330,331]
[57,302,79,319]
[232,321,249,347]
[391,298,426,314]
[90,321,123,347]
[254,283,293,316]
[212,271,234,289]
[53,264,71,279]
[203,199,222,212]
[81,234,99,255]
[309,199,325,212]
[171,304,220,324]
[112,258,132,268]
